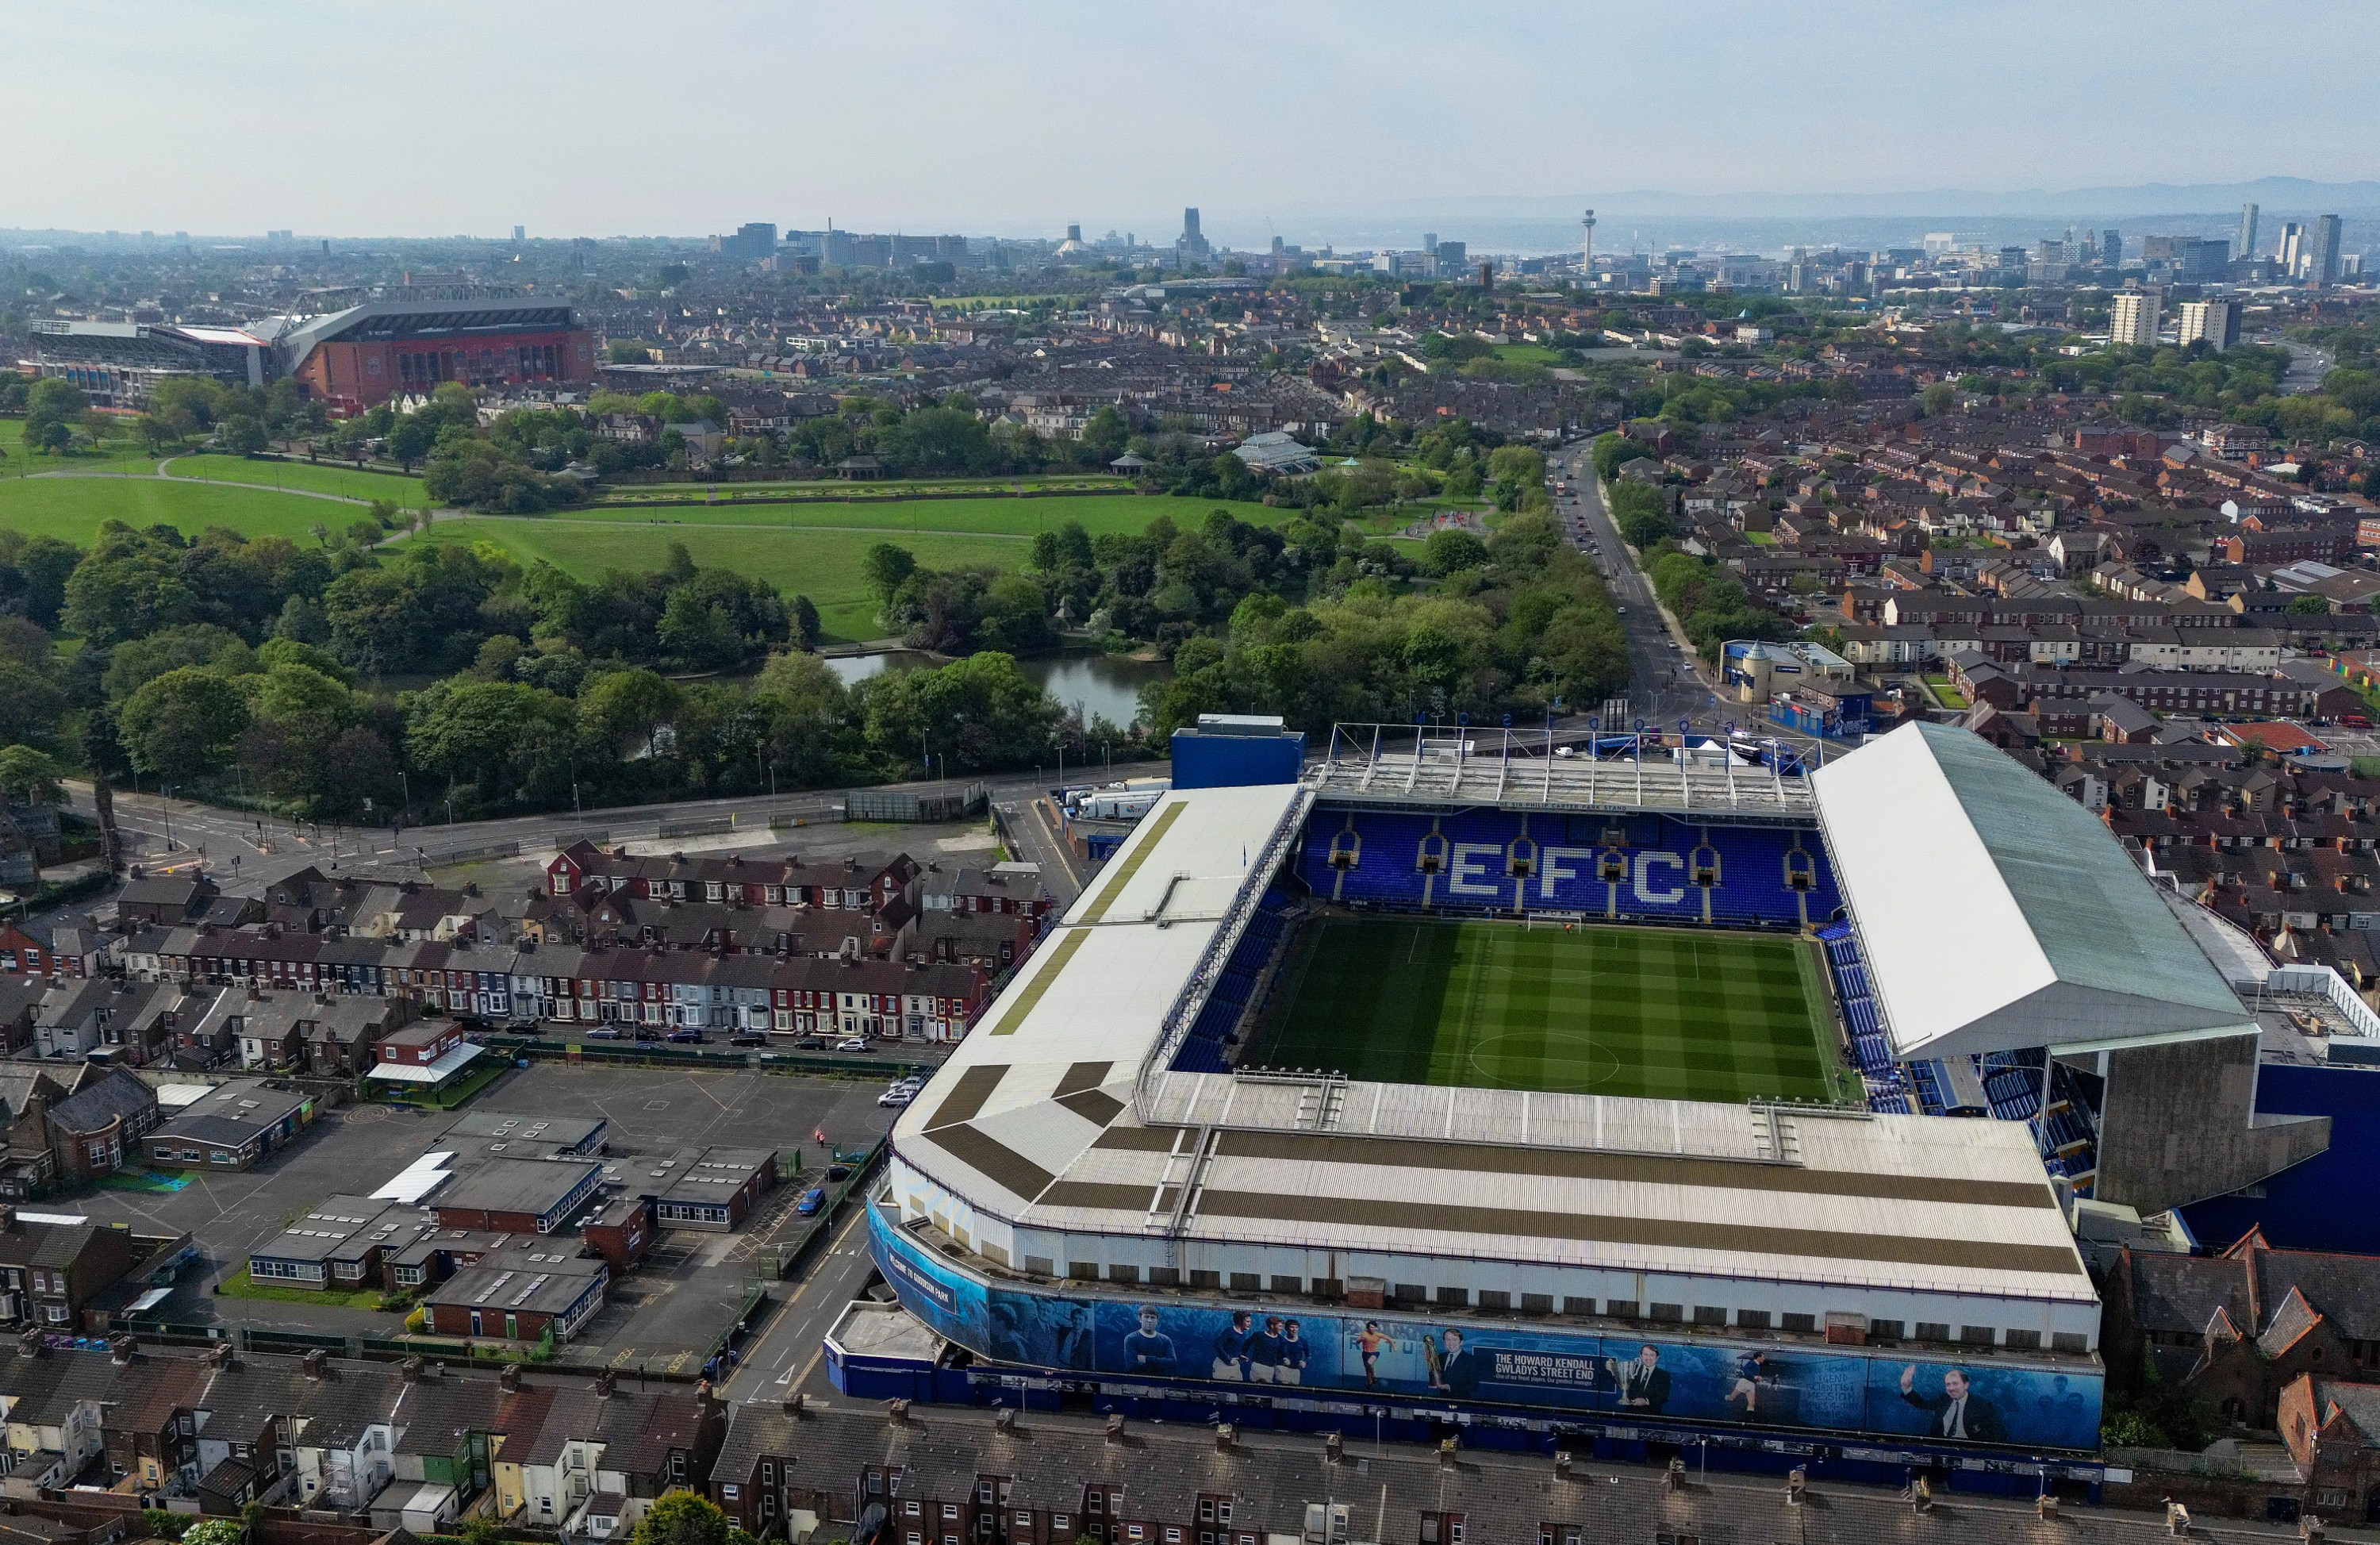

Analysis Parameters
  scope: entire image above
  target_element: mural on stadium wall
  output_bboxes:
[1300,809,1842,923]
[872,1207,2099,1452]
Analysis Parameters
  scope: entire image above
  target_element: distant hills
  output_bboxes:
[1335,177,2380,223]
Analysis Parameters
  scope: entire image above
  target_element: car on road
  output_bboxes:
[1615,605,1629,616]
[666,1028,705,1044]
[792,1036,827,1051]
[796,1187,827,1216]
[729,1031,768,1047]
[835,1036,869,1053]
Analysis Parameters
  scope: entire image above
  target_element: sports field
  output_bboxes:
[1250,918,1850,1105]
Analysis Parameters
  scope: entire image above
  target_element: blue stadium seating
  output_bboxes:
[1170,890,1295,1073]
[1300,807,1839,928]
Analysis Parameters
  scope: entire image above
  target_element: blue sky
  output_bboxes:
[14,0,2376,244]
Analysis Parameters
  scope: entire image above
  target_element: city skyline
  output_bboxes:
[13,0,2379,244]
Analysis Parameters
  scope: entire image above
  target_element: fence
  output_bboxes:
[844,782,989,822]
[475,1032,934,1079]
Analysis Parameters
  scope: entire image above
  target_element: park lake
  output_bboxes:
[824,649,1169,729]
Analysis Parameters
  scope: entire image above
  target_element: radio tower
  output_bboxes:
[1582,209,1597,275]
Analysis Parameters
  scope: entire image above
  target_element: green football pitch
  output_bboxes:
[1248,917,1851,1105]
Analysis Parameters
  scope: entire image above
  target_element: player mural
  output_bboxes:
[871,1206,2101,1453]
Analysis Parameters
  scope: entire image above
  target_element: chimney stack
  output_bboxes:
[889,1398,912,1426]
[593,1370,616,1399]
[1911,1477,1934,1513]
[207,1343,234,1370]
[302,1349,328,1378]
[1664,1458,1687,1493]
[1214,1423,1234,1453]
[1786,1468,1806,1506]
[994,1406,1015,1432]
[499,1363,522,1392]
[401,1356,425,1383]
[1324,1432,1344,1466]
[109,1334,137,1366]
[2301,1514,2326,1542]
[1104,1412,1126,1444]
[2166,1500,2191,1538]
[1438,1437,1459,1470]
[1553,1451,1573,1481]
[784,1392,808,1419]
[2037,1493,2061,1521]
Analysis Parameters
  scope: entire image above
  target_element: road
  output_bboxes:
[1551,444,1730,731]
[718,1203,880,1402]
[65,759,1161,897]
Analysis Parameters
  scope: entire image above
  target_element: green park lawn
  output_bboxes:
[0,475,370,545]
[168,454,428,506]
[1,417,162,473]
[594,473,1133,504]
[562,491,1282,540]
[1491,342,1565,367]
[409,517,1034,643]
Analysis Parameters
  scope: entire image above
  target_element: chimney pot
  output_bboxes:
[1665,1457,1687,1493]
[593,1370,616,1398]
[994,1406,1015,1432]
[889,1398,912,1425]
[1438,1437,1458,1469]
[1553,1451,1572,1479]
[1324,1432,1344,1465]
[2038,1493,2061,1521]
[1786,1467,1807,1505]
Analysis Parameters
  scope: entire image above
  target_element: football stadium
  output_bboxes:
[863,717,2332,1489]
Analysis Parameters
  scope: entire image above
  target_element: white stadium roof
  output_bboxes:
[1812,721,2252,1060]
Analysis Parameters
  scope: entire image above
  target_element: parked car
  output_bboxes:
[793,1036,827,1051]
[729,1031,768,1047]
[795,1187,827,1216]
[587,1026,623,1040]
[666,1028,705,1044]
[835,1036,869,1053]
[877,1086,914,1108]
[827,1164,852,1182]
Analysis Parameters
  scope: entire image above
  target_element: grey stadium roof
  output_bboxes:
[1812,721,2251,1059]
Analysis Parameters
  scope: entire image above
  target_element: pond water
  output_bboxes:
[822,649,1171,728]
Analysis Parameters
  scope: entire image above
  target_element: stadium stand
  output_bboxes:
[1300,809,1838,927]
[1170,888,1295,1074]
[1819,921,1911,1113]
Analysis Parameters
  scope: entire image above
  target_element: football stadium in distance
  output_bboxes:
[866,718,2332,1485]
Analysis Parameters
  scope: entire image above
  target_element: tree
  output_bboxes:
[1589,431,1651,482]
[1421,528,1489,577]
[2287,594,2332,616]
[790,594,823,649]
[1486,444,1546,490]
[862,543,918,606]
[628,1491,731,1545]
[120,667,250,781]
[386,412,440,471]
[0,745,65,802]
[21,379,85,455]
[577,669,681,759]
[181,1520,245,1545]
[217,417,269,456]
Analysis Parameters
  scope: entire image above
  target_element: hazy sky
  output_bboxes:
[14,0,2376,245]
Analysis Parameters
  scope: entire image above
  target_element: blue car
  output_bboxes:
[795,1187,827,1216]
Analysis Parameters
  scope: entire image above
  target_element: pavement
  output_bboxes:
[716,1202,881,1403]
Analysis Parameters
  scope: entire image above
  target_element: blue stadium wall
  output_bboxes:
[2180,1063,2380,1252]
[868,1201,2099,1456]
[1299,806,1841,928]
